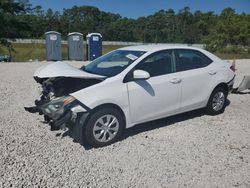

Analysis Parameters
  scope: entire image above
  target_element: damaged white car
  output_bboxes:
[26,45,236,147]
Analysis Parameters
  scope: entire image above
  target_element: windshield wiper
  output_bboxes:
[80,66,94,73]
[80,65,85,70]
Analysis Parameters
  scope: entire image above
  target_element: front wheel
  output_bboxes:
[206,87,227,115]
[84,108,125,147]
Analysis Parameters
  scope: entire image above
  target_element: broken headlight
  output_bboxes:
[42,96,75,119]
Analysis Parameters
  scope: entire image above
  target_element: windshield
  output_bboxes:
[82,50,146,77]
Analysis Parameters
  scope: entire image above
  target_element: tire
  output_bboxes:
[83,107,125,147]
[206,87,227,115]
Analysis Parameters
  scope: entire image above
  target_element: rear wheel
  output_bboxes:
[206,87,227,115]
[84,108,125,147]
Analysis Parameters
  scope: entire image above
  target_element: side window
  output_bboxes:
[135,50,173,77]
[175,49,213,72]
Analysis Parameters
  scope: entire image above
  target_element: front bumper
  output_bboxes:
[52,111,72,127]
[40,99,89,129]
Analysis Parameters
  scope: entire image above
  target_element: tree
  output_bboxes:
[0,0,29,60]
[60,6,102,37]
[204,8,250,51]
[1,2,250,54]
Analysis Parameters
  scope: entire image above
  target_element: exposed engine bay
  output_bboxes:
[25,76,103,130]
[34,76,101,104]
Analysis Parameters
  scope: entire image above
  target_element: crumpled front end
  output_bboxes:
[39,96,88,129]
[25,61,104,130]
[25,76,100,130]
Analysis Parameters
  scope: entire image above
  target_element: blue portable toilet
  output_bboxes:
[45,31,62,61]
[86,33,102,61]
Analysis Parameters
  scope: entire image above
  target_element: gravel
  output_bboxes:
[0,60,250,188]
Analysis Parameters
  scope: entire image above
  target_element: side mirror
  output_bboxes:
[133,70,150,80]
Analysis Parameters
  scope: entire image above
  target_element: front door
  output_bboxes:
[127,50,182,124]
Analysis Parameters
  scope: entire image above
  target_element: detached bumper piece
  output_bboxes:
[232,75,250,94]
[24,106,39,113]
[49,111,72,131]
[236,76,250,92]
[24,99,48,114]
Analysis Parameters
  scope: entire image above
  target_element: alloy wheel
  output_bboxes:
[93,115,120,142]
[212,91,225,111]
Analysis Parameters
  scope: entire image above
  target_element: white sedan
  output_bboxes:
[28,45,235,147]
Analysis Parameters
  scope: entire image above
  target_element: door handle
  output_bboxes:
[170,78,182,84]
[208,70,217,75]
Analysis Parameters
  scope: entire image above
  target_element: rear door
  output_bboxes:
[126,50,182,124]
[174,49,215,111]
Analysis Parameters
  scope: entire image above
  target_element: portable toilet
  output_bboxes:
[67,32,84,61]
[86,33,102,61]
[45,31,62,61]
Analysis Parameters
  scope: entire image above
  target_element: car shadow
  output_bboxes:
[121,109,204,141]
[232,90,250,95]
[121,99,230,141]
[62,99,231,150]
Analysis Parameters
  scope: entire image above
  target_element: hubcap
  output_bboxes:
[93,115,119,143]
[212,91,225,111]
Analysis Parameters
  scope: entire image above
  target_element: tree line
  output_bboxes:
[0,0,250,52]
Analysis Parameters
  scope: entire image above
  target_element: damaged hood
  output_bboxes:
[34,61,106,79]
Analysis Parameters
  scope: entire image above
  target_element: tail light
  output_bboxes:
[230,59,236,72]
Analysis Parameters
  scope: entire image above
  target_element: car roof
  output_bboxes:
[119,44,203,53]
[119,44,222,62]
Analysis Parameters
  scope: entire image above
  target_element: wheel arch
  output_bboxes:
[206,82,229,106]
[93,103,126,121]
[213,82,229,95]
[81,103,127,129]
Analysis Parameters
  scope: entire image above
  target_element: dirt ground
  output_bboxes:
[0,60,249,187]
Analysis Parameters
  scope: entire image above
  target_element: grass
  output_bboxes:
[0,43,249,62]
[214,52,250,60]
[0,43,126,62]
[102,45,126,54]
[0,43,71,62]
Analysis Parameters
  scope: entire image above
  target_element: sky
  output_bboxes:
[29,0,250,18]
